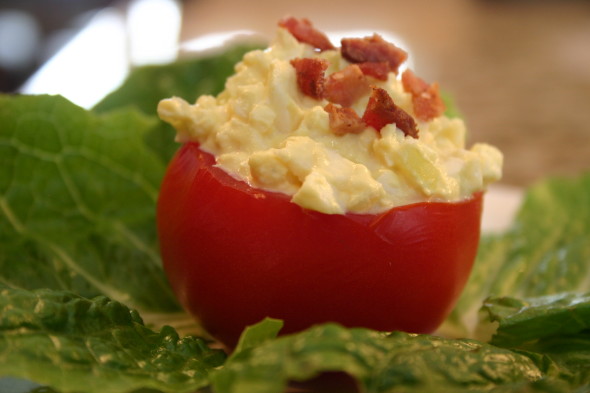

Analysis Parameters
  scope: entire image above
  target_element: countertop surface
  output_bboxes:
[180,0,590,188]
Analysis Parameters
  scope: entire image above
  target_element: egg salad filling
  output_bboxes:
[158,24,502,215]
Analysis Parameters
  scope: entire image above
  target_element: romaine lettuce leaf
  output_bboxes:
[444,173,590,337]
[93,44,262,166]
[483,293,590,387]
[483,293,590,348]
[212,320,572,393]
[0,286,225,393]
[441,90,462,119]
[94,45,262,115]
[1,46,262,315]
[233,317,284,354]
[0,94,176,313]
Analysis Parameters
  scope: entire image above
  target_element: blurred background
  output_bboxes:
[1,0,589,188]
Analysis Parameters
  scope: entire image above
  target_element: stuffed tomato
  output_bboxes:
[158,143,484,348]
[156,18,502,348]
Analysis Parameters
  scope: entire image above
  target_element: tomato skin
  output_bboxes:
[157,142,483,348]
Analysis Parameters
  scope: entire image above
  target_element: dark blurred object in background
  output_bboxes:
[0,0,116,92]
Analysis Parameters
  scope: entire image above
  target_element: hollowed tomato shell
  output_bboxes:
[157,142,483,348]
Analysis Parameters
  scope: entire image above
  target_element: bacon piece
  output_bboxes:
[362,87,418,138]
[324,64,371,107]
[357,62,390,81]
[402,69,445,121]
[279,17,335,51]
[290,58,328,99]
[412,84,445,121]
[341,34,408,74]
[401,69,429,96]
[325,103,366,135]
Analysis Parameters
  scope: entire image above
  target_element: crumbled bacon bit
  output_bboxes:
[412,83,445,121]
[401,69,445,121]
[324,103,366,135]
[279,17,335,51]
[283,20,429,136]
[401,69,430,96]
[341,34,408,74]
[290,58,329,99]
[357,62,390,81]
[324,64,371,107]
[362,87,418,138]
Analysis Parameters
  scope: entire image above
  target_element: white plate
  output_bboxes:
[481,184,522,233]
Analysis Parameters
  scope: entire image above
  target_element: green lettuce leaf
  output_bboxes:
[0,286,225,393]
[94,45,262,115]
[444,173,590,336]
[441,91,462,119]
[483,293,590,348]
[212,321,571,393]
[0,94,177,313]
[233,318,283,354]
[483,293,590,387]
[93,44,262,166]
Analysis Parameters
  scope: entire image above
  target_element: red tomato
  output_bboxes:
[157,142,483,348]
